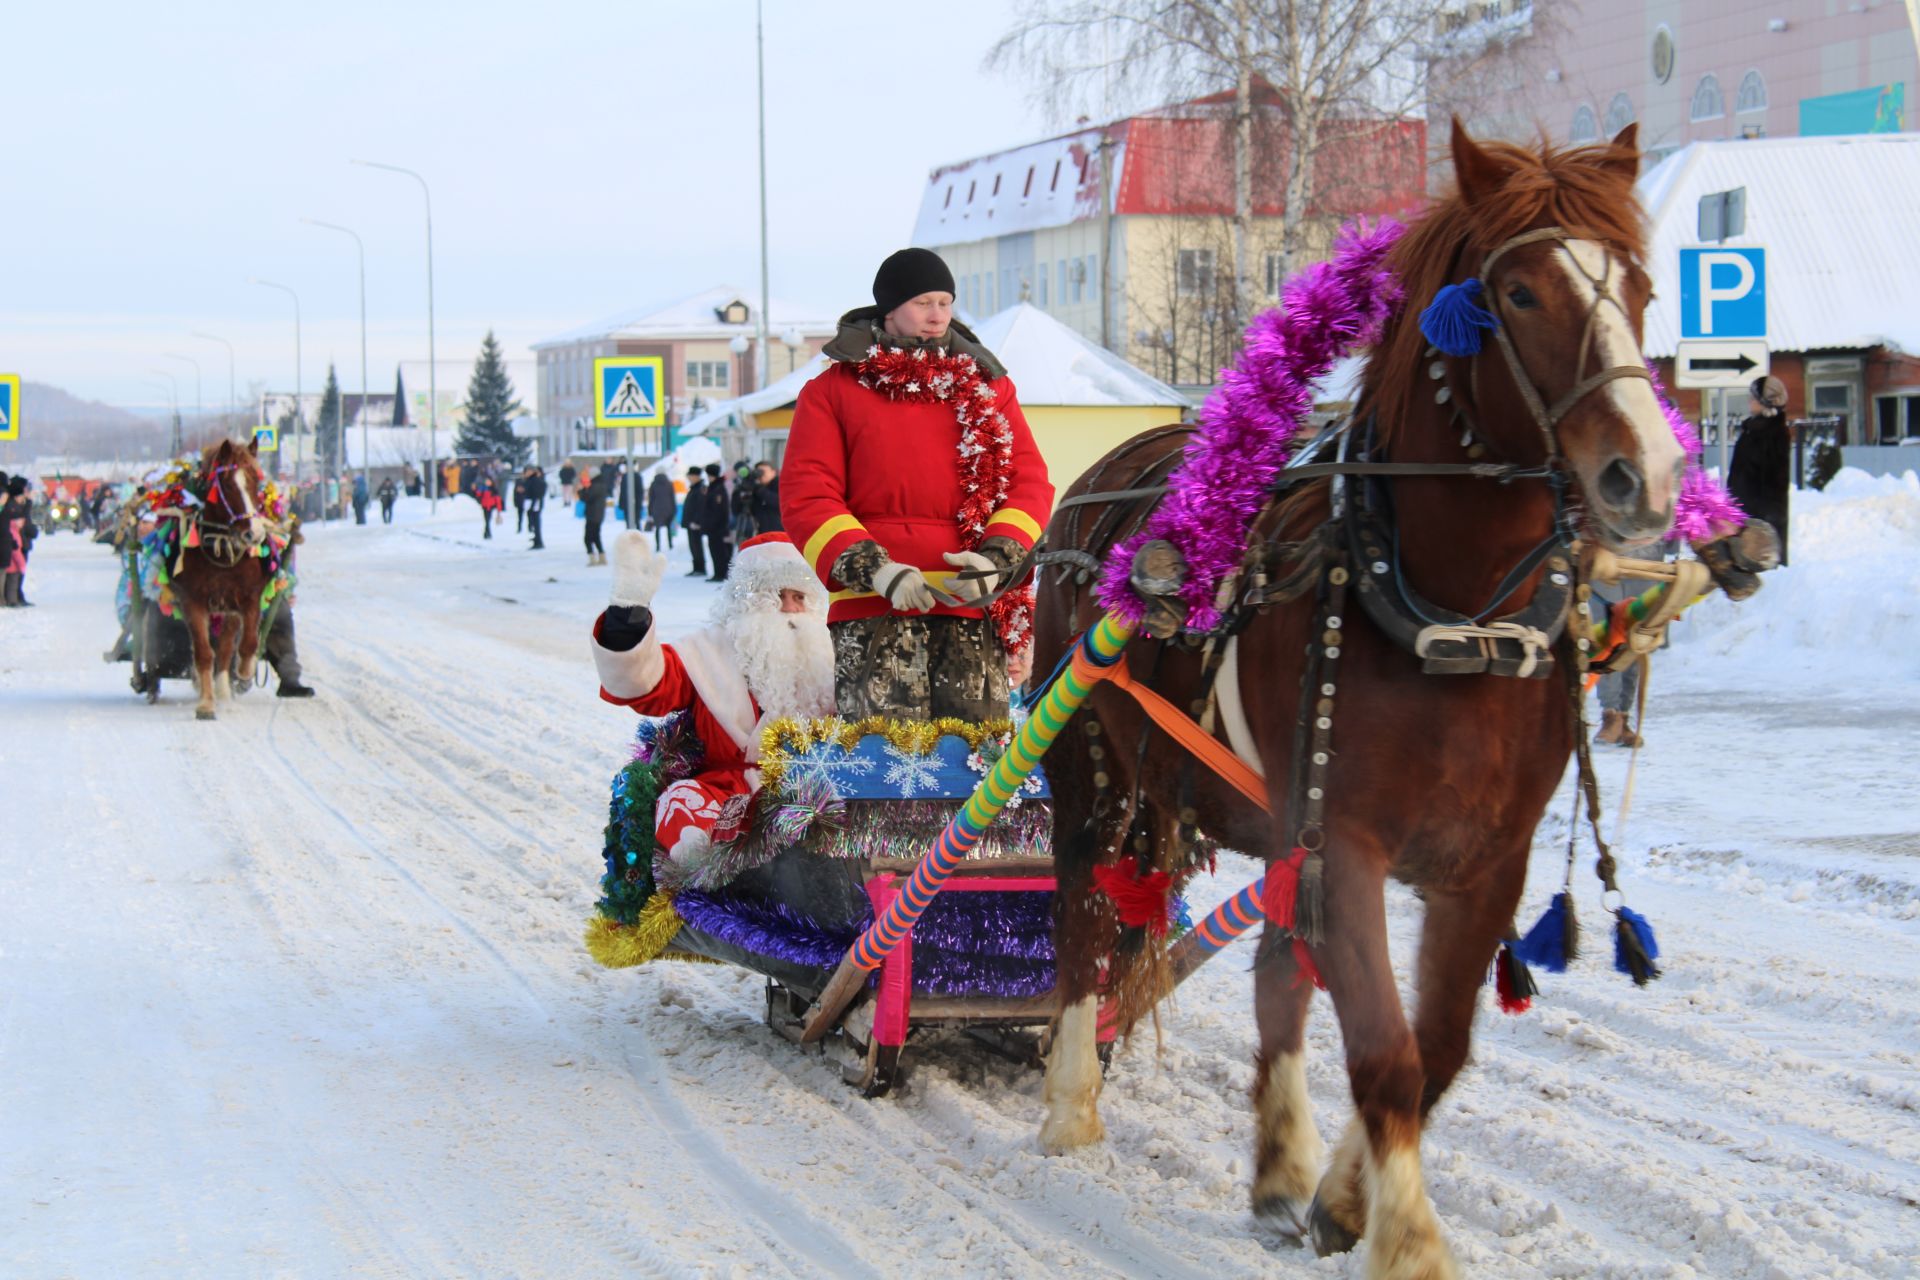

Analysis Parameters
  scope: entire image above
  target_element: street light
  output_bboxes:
[149,370,181,457]
[250,277,309,509]
[301,218,370,501]
[190,331,237,428]
[162,352,202,435]
[352,159,438,511]
[781,327,803,376]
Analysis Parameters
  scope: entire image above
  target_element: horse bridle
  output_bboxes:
[1467,225,1654,464]
[198,460,265,567]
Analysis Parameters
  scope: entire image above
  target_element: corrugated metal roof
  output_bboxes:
[913,127,1114,246]
[1638,134,1920,358]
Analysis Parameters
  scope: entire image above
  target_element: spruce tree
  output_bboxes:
[454,330,527,465]
[314,364,343,471]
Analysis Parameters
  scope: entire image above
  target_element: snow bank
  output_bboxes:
[1666,469,1920,687]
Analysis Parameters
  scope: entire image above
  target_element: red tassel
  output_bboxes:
[1092,863,1172,937]
[1292,937,1326,990]
[1261,848,1309,931]
[1495,943,1536,1014]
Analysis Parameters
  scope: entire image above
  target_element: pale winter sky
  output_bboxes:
[1,1,1094,411]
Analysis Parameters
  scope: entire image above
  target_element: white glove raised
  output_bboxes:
[609,530,666,607]
[940,550,1002,604]
[872,559,946,613]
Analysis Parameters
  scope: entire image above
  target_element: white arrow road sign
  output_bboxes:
[1674,339,1770,390]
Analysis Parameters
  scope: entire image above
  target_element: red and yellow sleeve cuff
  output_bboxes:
[800,513,874,582]
[983,506,1045,549]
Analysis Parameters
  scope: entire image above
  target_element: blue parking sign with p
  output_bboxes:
[593,356,665,429]
[0,374,18,441]
[1680,247,1766,340]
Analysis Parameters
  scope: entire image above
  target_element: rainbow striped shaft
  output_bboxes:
[846,615,1136,971]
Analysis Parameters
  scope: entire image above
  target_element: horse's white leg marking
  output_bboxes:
[1039,995,1105,1152]
[1557,240,1683,510]
[1252,1049,1325,1223]
[1362,1130,1455,1280]
[1318,1114,1370,1236]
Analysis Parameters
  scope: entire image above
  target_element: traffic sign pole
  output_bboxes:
[591,356,666,534]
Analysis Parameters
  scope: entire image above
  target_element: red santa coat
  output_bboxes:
[781,362,1054,625]
[591,612,763,794]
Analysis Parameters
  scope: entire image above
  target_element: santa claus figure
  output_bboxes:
[591,529,836,869]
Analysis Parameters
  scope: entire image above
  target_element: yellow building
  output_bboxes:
[684,303,1190,492]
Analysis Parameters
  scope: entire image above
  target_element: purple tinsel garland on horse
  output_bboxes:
[1096,218,1745,633]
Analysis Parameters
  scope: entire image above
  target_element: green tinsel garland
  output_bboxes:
[596,757,666,925]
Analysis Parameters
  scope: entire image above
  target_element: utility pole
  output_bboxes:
[754,0,773,450]
[353,160,438,510]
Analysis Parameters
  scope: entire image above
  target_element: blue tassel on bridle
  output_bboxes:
[1418,277,1500,357]
[1514,890,1578,973]
[1612,905,1662,986]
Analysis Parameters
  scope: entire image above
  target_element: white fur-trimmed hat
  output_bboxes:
[712,532,826,622]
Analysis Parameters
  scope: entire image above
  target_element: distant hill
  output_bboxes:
[0,382,170,466]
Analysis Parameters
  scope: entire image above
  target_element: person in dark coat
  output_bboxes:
[703,462,733,581]
[1728,375,1791,567]
[511,472,528,533]
[681,466,708,577]
[647,470,678,552]
[583,468,609,565]
[748,460,782,535]
[524,465,547,550]
[351,473,370,525]
[377,477,397,524]
[558,461,578,505]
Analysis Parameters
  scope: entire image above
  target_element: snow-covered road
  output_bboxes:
[3,481,1917,1279]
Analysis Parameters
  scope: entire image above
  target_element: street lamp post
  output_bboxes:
[149,370,181,457]
[162,352,202,438]
[352,159,437,511]
[250,277,309,510]
[302,218,371,503]
[190,331,237,428]
[754,0,772,403]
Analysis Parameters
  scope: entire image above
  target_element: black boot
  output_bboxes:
[277,680,316,698]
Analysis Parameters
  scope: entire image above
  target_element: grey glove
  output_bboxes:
[941,550,1001,604]
[873,560,943,612]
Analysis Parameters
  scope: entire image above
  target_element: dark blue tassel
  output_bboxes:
[1613,906,1661,986]
[1514,891,1579,973]
[1418,277,1500,356]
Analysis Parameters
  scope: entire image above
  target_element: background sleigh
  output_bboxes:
[585,714,1127,1097]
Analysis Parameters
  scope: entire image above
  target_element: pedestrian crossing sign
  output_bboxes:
[593,356,666,429]
[253,424,278,452]
[0,374,18,441]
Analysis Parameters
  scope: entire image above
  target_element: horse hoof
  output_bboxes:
[1308,1192,1362,1258]
[196,707,217,721]
[1252,1193,1312,1240]
[1038,1110,1106,1154]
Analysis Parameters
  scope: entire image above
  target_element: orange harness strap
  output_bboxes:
[1106,656,1272,813]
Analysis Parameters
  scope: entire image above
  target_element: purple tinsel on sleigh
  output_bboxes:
[672,888,1058,999]
[1649,364,1748,542]
[1097,219,1406,632]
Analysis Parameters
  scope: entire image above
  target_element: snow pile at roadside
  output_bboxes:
[1666,468,1920,687]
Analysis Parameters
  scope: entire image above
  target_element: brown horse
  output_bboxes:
[173,438,269,721]
[1032,123,1681,1279]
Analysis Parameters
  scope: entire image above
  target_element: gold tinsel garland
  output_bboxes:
[757,715,1015,793]
[583,893,718,969]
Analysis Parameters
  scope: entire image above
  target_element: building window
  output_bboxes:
[1604,92,1635,136]
[992,173,1002,196]
[1023,166,1035,198]
[1690,74,1725,123]
[686,360,730,390]
[1177,248,1215,297]
[1050,159,1062,191]
[1736,69,1767,114]
[1084,255,1098,303]
[1058,259,1068,304]
[967,180,976,204]
[1651,25,1675,85]
[943,185,953,209]
[1264,252,1286,298]
[1037,264,1049,306]
[1570,104,1599,143]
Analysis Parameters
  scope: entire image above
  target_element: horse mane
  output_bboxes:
[1358,133,1647,440]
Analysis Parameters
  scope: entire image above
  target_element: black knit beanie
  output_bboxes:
[872,248,956,317]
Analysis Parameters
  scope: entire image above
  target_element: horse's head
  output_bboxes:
[1383,121,1684,550]
[201,438,267,544]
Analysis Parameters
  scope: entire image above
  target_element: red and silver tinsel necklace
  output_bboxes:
[852,342,1034,653]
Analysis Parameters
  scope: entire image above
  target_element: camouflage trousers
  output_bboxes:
[831,615,1010,723]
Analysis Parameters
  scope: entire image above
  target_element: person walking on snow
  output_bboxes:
[377,477,397,524]
[525,465,547,550]
[647,469,678,553]
[1728,375,1792,568]
[583,468,609,566]
[702,462,733,582]
[352,473,370,525]
[475,476,503,539]
[681,466,709,577]
[590,530,835,874]
[782,247,1053,722]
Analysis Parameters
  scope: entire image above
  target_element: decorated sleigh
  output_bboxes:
[584,712,1157,1096]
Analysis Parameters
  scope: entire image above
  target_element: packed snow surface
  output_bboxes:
[3,474,1917,1278]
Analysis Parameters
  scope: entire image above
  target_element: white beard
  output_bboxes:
[724,608,836,722]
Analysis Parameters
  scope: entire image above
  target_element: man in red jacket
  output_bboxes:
[782,248,1053,722]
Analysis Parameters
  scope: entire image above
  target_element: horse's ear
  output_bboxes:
[247,434,259,458]
[1602,123,1641,182]
[1450,117,1509,205]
